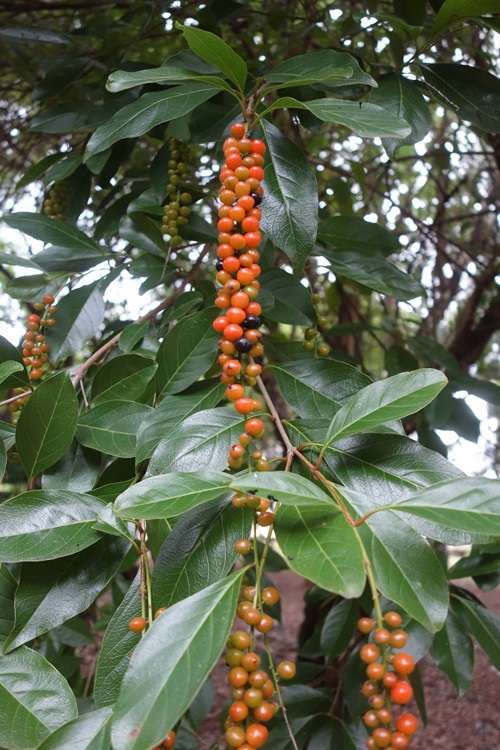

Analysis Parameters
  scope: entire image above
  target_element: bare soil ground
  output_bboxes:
[202,570,500,749]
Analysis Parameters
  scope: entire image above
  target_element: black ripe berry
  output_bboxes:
[250,192,262,206]
[216,259,224,271]
[243,315,261,329]
[235,337,253,353]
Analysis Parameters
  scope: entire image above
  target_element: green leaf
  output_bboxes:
[259,269,316,326]
[16,153,64,189]
[0,490,105,562]
[271,359,371,419]
[0,564,17,641]
[152,498,251,606]
[16,372,78,480]
[0,251,43,270]
[453,597,500,669]
[91,354,157,404]
[94,572,141,708]
[433,0,500,34]
[370,74,431,158]
[392,477,500,539]
[34,245,109,274]
[118,321,149,353]
[136,379,224,464]
[36,707,113,750]
[308,718,358,750]
[42,442,101,493]
[3,537,129,652]
[0,361,24,387]
[275,506,366,598]
[421,63,500,133]
[115,469,232,519]
[111,569,245,750]
[1,212,105,255]
[0,334,30,389]
[76,401,153,458]
[147,408,244,475]
[273,97,412,138]
[47,281,105,363]
[320,599,359,661]
[318,216,400,256]
[107,66,231,95]
[177,23,247,92]
[0,646,77,750]
[85,82,218,159]
[230,472,334,507]
[93,504,135,542]
[261,121,318,272]
[155,308,218,396]
[318,246,424,300]
[344,490,449,631]
[431,610,474,695]
[265,49,376,88]
[324,369,447,444]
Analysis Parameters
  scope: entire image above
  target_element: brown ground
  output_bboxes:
[202,571,500,749]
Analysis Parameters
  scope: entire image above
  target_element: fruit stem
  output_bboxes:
[263,633,300,750]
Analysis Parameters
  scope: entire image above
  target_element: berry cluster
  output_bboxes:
[213,123,267,470]
[43,180,70,221]
[16,294,57,391]
[161,139,193,246]
[358,612,418,749]
[223,582,296,749]
[232,489,275,528]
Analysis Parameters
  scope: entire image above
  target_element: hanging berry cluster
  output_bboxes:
[223,583,296,750]
[161,139,193,248]
[43,180,70,221]
[358,612,419,750]
[213,122,267,471]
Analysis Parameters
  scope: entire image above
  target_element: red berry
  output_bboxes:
[231,122,246,139]
[128,616,147,633]
[390,681,413,705]
[245,723,268,747]
[394,713,418,736]
[392,653,415,676]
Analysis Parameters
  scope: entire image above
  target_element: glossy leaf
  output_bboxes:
[421,63,500,133]
[259,269,316,326]
[230,472,334,507]
[76,401,153,458]
[16,372,78,480]
[147,408,244,475]
[431,610,474,695]
[151,499,252,607]
[0,646,77,749]
[0,490,105,562]
[0,251,43,270]
[118,321,149,353]
[91,354,157,404]
[0,564,16,641]
[320,599,359,661]
[93,504,135,542]
[3,537,129,652]
[344,490,449,631]
[136,379,224,463]
[42,442,101,493]
[177,23,247,92]
[1,212,105,254]
[433,0,500,34]
[371,73,431,158]
[0,26,70,43]
[319,246,424,300]
[453,597,500,669]
[261,121,318,272]
[275,506,366,598]
[155,308,218,395]
[273,97,411,138]
[318,216,400,256]
[94,572,141,708]
[47,282,105,363]
[270,359,371,419]
[0,361,23,389]
[85,82,218,158]
[324,369,447,444]
[308,718,358,750]
[107,66,230,95]
[115,470,232,519]
[392,477,500,538]
[0,334,30,389]
[265,48,376,88]
[36,707,113,750]
[111,569,245,750]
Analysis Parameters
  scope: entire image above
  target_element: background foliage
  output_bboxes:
[0,1,499,749]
